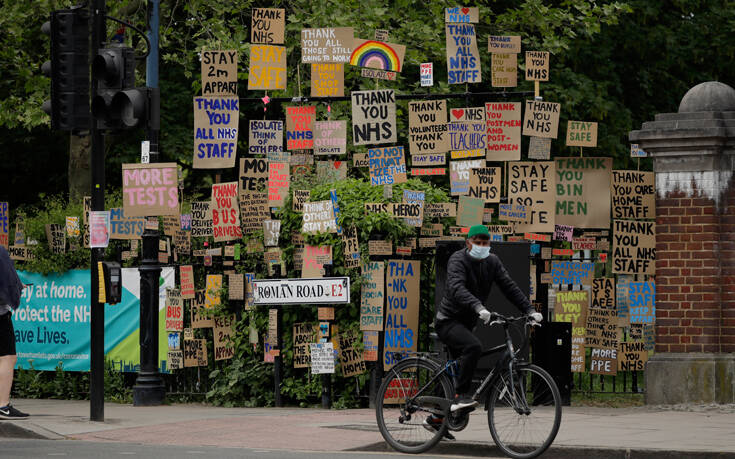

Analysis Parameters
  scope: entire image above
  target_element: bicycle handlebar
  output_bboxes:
[488,312,541,327]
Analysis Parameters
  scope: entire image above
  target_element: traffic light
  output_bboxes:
[41,6,90,131]
[91,46,153,130]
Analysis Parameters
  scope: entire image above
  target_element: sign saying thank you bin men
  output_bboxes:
[252,277,350,305]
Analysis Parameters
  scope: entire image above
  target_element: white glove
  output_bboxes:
[479,308,492,324]
[530,312,543,323]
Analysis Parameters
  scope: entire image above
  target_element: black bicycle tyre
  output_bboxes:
[375,357,454,454]
[487,363,562,459]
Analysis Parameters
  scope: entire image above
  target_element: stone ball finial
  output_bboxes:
[678,81,735,113]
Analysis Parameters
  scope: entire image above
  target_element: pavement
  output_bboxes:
[1,399,735,458]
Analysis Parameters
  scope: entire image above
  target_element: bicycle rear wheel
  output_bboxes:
[375,358,453,454]
[487,363,562,459]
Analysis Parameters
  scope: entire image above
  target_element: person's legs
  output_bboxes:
[436,320,482,396]
[0,354,16,407]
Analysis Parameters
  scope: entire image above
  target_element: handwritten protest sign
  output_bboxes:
[528,136,551,160]
[449,121,486,158]
[408,100,449,154]
[485,102,521,161]
[488,35,521,53]
[368,146,407,186]
[292,189,310,212]
[248,121,284,160]
[551,261,594,285]
[122,163,179,216]
[302,200,337,234]
[227,273,245,301]
[205,274,223,308]
[590,348,617,376]
[45,224,65,254]
[190,201,213,238]
[446,24,481,84]
[445,6,479,23]
[618,341,648,371]
[384,260,420,370]
[613,220,655,275]
[88,211,110,248]
[420,62,433,86]
[193,97,238,168]
[65,216,80,238]
[450,159,483,195]
[566,121,598,147]
[553,224,573,242]
[0,203,8,249]
[411,153,446,165]
[293,322,315,368]
[491,53,517,87]
[248,45,286,90]
[457,196,485,227]
[201,50,237,96]
[211,182,241,242]
[191,290,213,328]
[251,8,285,44]
[301,245,332,278]
[592,278,615,309]
[364,331,379,361]
[263,219,281,246]
[350,39,406,73]
[167,350,183,370]
[585,308,618,350]
[342,226,360,268]
[401,190,425,227]
[213,314,235,361]
[267,162,289,207]
[360,261,384,331]
[523,100,560,138]
[629,281,655,324]
[286,105,315,150]
[571,334,585,373]
[310,342,335,374]
[525,51,549,81]
[311,63,344,97]
[352,90,396,145]
[179,265,195,299]
[301,27,354,63]
[313,121,347,155]
[555,290,588,328]
[183,339,208,367]
[315,160,346,183]
[424,202,457,217]
[508,161,556,232]
[240,193,269,234]
[109,208,145,240]
[165,289,183,332]
[468,167,500,203]
[615,275,633,326]
[612,171,655,219]
[555,157,611,228]
[339,333,366,377]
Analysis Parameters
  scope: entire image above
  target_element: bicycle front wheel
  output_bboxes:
[375,358,453,454]
[487,363,562,459]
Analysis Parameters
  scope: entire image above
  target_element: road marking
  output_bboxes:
[118,453,136,456]
[47,454,67,457]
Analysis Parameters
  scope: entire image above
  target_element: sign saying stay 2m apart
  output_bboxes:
[252,277,350,305]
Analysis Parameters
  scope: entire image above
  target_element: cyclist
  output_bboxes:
[424,224,542,438]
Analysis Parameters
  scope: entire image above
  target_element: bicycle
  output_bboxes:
[375,312,562,459]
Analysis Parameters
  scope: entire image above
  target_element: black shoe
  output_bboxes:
[422,414,455,441]
[450,395,478,412]
[0,405,29,420]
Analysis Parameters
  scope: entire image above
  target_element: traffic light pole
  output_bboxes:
[89,0,106,423]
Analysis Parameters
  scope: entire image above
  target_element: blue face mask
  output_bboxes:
[468,243,491,260]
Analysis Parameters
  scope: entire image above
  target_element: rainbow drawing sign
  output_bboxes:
[350,39,406,73]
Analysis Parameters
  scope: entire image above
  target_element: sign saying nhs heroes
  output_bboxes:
[252,277,350,305]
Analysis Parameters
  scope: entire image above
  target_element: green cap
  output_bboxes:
[467,224,490,238]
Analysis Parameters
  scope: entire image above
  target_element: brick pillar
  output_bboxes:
[630,81,735,404]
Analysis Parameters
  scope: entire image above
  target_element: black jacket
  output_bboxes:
[0,246,22,310]
[437,248,532,328]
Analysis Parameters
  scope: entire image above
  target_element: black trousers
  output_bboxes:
[436,319,481,396]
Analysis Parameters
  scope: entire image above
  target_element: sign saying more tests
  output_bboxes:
[122,163,179,216]
[252,277,350,305]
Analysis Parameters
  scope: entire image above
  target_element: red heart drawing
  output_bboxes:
[451,109,465,120]
[461,7,470,14]
[334,161,342,169]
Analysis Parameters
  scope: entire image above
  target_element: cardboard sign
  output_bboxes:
[350,39,406,73]
[523,100,560,139]
[191,290,213,328]
[491,53,517,87]
[251,8,285,44]
[446,24,481,84]
[175,265,195,300]
[555,290,588,328]
[267,162,290,207]
[448,121,486,158]
[248,45,286,90]
[525,232,551,242]
[211,182,241,242]
[450,159,483,195]
[571,334,585,373]
[88,211,110,248]
[450,106,484,122]
[457,196,485,227]
[190,201,213,238]
[201,50,238,96]
[411,168,446,176]
[301,245,332,278]
[227,273,244,301]
[572,237,596,251]
[488,35,521,53]
[311,63,344,97]
[45,224,65,254]
[65,216,80,238]
[286,105,315,150]
[316,160,347,183]
[293,322,315,368]
[631,143,647,158]
[485,102,521,161]
[613,220,655,275]
[167,350,183,370]
[0,203,10,248]
[553,224,573,242]
[585,308,618,350]
[590,348,617,376]
[122,163,179,216]
[368,145,407,186]
[312,120,347,155]
[508,161,556,232]
[360,261,385,331]
[424,202,457,217]
[343,226,360,269]
[263,219,281,246]
[183,338,208,367]
[525,51,549,81]
[301,27,354,63]
[551,261,594,286]
[566,121,598,147]
[205,274,223,308]
[302,200,338,234]
[213,314,235,361]
[420,62,433,86]
[468,167,500,203]
[351,90,396,145]
[618,341,648,371]
[629,281,655,324]
[165,289,184,332]
[411,153,446,165]
[292,189,310,212]
[339,333,366,377]
[248,121,284,160]
[193,97,238,168]
[310,342,335,374]
[368,239,392,256]
[591,278,615,310]
[445,6,479,23]
[401,190,425,227]
[612,170,655,220]
[240,193,269,235]
[108,207,145,240]
[363,330,379,361]
[383,260,420,370]
[528,136,551,160]
[555,157,611,228]
[408,100,449,154]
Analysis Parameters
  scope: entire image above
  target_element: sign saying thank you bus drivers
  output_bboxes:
[252,277,350,305]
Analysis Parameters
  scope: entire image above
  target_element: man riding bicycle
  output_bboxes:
[425,224,542,438]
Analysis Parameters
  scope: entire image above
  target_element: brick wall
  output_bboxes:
[721,176,735,353]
